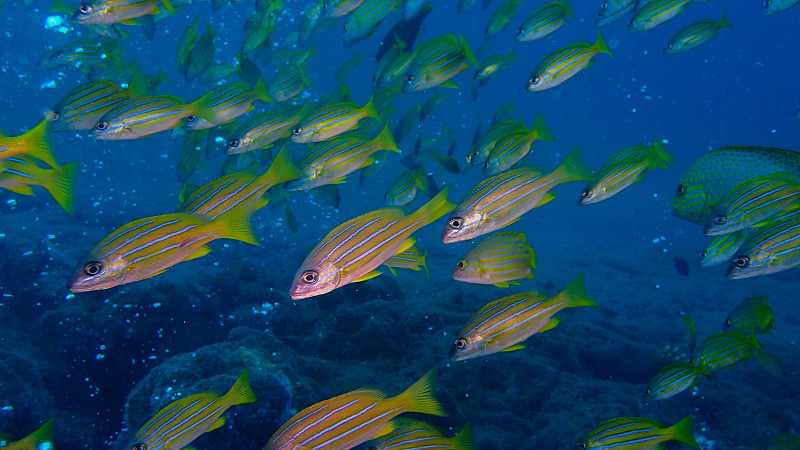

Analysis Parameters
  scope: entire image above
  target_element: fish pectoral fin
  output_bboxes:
[353,270,382,283]
[387,267,399,276]
[207,416,226,432]
[541,317,561,332]
[3,185,35,196]
[185,245,212,262]
[536,192,557,207]
[395,237,417,255]
[502,343,526,352]
[439,80,459,89]
[119,18,140,26]
[375,420,397,438]
[329,175,348,184]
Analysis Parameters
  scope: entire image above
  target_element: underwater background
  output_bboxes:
[0,0,799,448]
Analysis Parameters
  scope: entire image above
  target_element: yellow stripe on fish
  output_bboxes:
[367,418,475,450]
[0,156,79,214]
[645,362,710,400]
[267,370,447,450]
[291,96,380,143]
[93,94,215,140]
[290,187,455,299]
[0,118,59,169]
[577,414,699,449]
[452,231,536,287]
[451,273,596,361]
[526,30,612,91]
[402,33,478,93]
[727,209,800,279]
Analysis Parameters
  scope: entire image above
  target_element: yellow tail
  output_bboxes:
[43,161,79,214]
[412,186,456,227]
[21,119,58,169]
[225,367,258,405]
[397,369,448,417]
[213,200,260,246]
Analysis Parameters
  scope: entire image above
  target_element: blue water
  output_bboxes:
[1,0,799,449]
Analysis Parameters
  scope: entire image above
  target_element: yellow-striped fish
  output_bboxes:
[629,0,704,32]
[403,33,479,93]
[526,30,612,91]
[267,370,447,450]
[695,331,761,371]
[382,245,428,277]
[452,231,536,287]
[177,147,300,219]
[343,0,401,46]
[672,147,800,225]
[226,105,309,155]
[183,79,273,131]
[93,95,215,140]
[485,0,524,39]
[69,206,259,292]
[0,119,59,169]
[645,362,710,400]
[465,119,524,167]
[125,368,256,450]
[290,188,455,299]
[40,37,122,71]
[664,11,732,55]
[285,125,399,191]
[0,419,54,450]
[579,141,673,205]
[482,112,555,176]
[49,76,148,132]
[451,273,596,361]
[72,0,175,25]
[723,296,776,335]
[699,230,746,267]
[596,0,637,27]
[366,418,474,450]
[443,146,593,243]
[384,168,435,206]
[727,209,800,279]
[268,62,312,102]
[767,434,800,449]
[703,172,800,236]
[291,96,379,144]
[322,0,365,17]
[515,0,573,42]
[577,415,699,449]
[0,156,79,214]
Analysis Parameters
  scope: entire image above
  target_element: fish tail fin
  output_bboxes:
[552,146,594,183]
[560,0,575,19]
[375,124,400,153]
[454,423,476,450]
[556,273,598,308]
[50,0,71,13]
[21,119,58,169]
[257,145,302,188]
[527,244,537,271]
[530,112,554,142]
[43,161,79,214]
[650,139,675,164]
[159,0,175,14]
[24,419,55,448]
[460,35,479,67]
[666,414,700,449]
[225,368,258,405]
[296,61,313,88]
[755,351,787,377]
[189,93,218,125]
[213,201,260,246]
[252,76,274,103]
[398,369,448,417]
[412,186,456,227]
[420,250,430,279]
[594,29,613,57]
[507,48,518,62]
[414,168,433,195]
[718,10,732,30]
[362,94,379,120]
[126,65,151,97]
[644,140,673,169]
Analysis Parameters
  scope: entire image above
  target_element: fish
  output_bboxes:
[673,256,689,276]
[268,63,312,102]
[672,146,800,225]
[443,146,593,243]
[483,112,555,176]
[515,0,574,42]
[177,147,301,219]
[0,156,79,214]
[68,206,259,292]
[402,33,479,93]
[419,91,450,122]
[457,0,475,13]
[703,172,800,236]
[384,168,434,206]
[289,188,455,299]
[298,1,322,44]
[185,22,217,82]
[343,0,401,45]
[645,362,710,400]
[266,370,447,450]
[382,245,428,277]
[72,0,175,25]
[726,210,800,279]
[374,44,415,89]
[285,125,399,191]
[767,434,800,449]
[628,0,705,33]
[576,415,699,449]
[695,331,766,372]
[322,0,366,17]
[664,11,732,54]
[724,295,777,335]
[375,1,432,61]
[465,119,524,166]
[765,0,800,15]
[0,118,60,169]
[93,94,215,140]
[452,231,536,287]
[49,76,146,132]
[526,30,613,91]
[485,0,524,39]
[176,131,205,182]
[40,37,122,71]
[183,79,273,131]
[290,96,380,144]
[226,105,309,155]
[366,418,474,450]
[596,0,637,27]
[393,103,422,143]
[0,419,54,450]
[451,273,596,361]
[472,49,517,99]
[683,313,697,356]
[579,141,673,205]
[700,230,747,267]
[125,368,256,450]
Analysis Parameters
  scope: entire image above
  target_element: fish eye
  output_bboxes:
[676,184,686,196]
[700,251,707,259]
[734,256,750,268]
[576,442,588,450]
[79,3,92,13]
[665,44,673,50]
[714,214,727,225]
[629,18,635,25]
[530,77,539,84]
[405,75,414,84]
[456,259,467,270]
[84,261,103,276]
[765,0,771,6]
[95,121,108,130]
[53,50,64,58]
[131,443,147,450]
[454,337,467,349]
[301,270,318,284]
[186,115,195,122]
[448,217,463,229]
[292,127,302,135]
[581,190,592,198]
[228,138,240,148]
